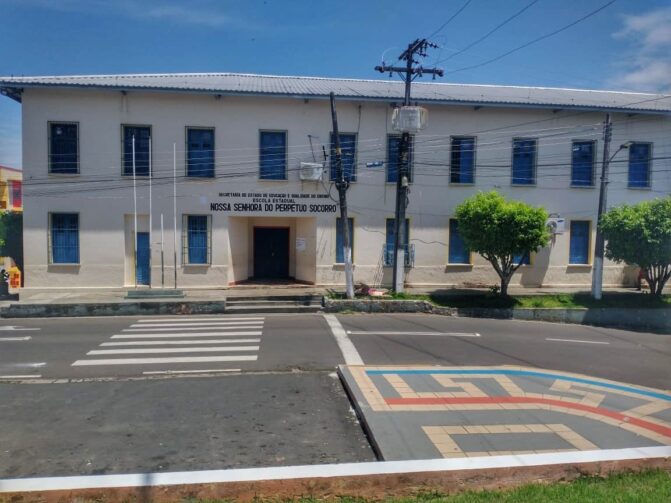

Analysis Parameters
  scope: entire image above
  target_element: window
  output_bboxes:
[184,215,210,265]
[387,135,414,183]
[450,137,475,184]
[385,218,410,266]
[122,125,151,176]
[49,122,78,174]
[335,217,354,263]
[571,141,595,187]
[259,131,287,180]
[10,181,22,209]
[569,221,590,265]
[186,128,215,177]
[513,252,530,266]
[512,138,537,185]
[330,133,357,182]
[628,142,651,188]
[448,219,471,264]
[50,213,79,264]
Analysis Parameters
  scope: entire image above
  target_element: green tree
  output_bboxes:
[600,197,671,297]
[0,211,23,274]
[455,191,550,296]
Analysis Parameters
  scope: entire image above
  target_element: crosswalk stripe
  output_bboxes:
[137,317,264,323]
[112,331,262,339]
[123,325,263,332]
[101,339,260,346]
[87,346,259,355]
[72,355,258,366]
[129,322,263,328]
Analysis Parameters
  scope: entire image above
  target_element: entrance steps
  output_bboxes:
[225,295,323,314]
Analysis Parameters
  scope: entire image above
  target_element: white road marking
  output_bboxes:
[138,317,264,323]
[112,331,262,339]
[546,338,610,345]
[123,325,263,332]
[0,326,40,331]
[0,336,32,341]
[72,356,258,366]
[101,339,260,346]
[324,314,364,365]
[129,321,263,328]
[142,369,241,375]
[346,330,480,337]
[87,346,259,355]
[0,374,41,379]
[1,446,669,493]
[0,362,46,368]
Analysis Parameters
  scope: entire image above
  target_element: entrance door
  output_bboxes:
[136,232,150,285]
[254,227,289,279]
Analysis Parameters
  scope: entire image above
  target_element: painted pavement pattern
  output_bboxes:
[339,365,671,460]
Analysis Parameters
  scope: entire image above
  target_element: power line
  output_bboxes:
[426,0,473,40]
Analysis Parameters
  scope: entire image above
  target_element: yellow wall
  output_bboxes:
[0,166,22,212]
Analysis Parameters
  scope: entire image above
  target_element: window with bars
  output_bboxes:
[628,142,652,188]
[450,137,476,184]
[49,213,79,264]
[569,221,590,265]
[335,217,354,264]
[448,219,471,264]
[387,134,414,183]
[49,122,79,174]
[571,141,595,187]
[259,131,287,180]
[330,133,357,182]
[513,252,531,266]
[512,138,537,185]
[186,127,215,177]
[122,125,151,176]
[182,215,211,265]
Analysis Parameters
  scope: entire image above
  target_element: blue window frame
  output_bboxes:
[571,141,595,187]
[513,252,530,266]
[512,138,536,185]
[50,213,79,264]
[122,125,151,176]
[569,221,590,265]
[387,135,414,183]
[448,219,470,264]
[259,131,287,180]
[335,217,354,263]
[450,137,475,184]
[330,133,357,182]
[385,218,410,266]
[186,215,209,265]
[187,128,215,177]
[628,142,651,188]
[49,123,79,174]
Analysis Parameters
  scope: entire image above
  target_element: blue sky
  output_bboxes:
[1,0,670,168]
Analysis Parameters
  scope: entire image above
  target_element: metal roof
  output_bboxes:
[1,72,670,114]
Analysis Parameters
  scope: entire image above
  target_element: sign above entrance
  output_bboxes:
[211,192,337,214]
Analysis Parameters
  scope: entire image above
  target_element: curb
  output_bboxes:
[0,300,226,318]
[322,298,670,333]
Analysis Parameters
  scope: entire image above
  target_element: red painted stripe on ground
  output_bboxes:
[384,396,671,439]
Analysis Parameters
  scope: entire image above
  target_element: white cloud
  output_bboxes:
[612,7,671,92]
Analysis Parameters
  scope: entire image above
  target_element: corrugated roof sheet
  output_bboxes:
[1,72,670,113]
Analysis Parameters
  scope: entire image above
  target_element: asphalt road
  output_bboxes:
[0,313,669,477]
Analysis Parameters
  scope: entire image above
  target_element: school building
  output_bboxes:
[0,73,669,290]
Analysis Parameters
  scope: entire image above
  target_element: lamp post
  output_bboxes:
[592,138,632,300]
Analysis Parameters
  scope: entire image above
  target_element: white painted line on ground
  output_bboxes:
[0,375,41,379]
[0,327,40,331]
[0,362,46,368]
[138,317,264,323]
[0,336,32,341]
[1,446,669,493]
[142,369,241,375]
[112,331,263,339]
[101,339,260,346]
[346,330,480,337]
[324,314,364,365]
[87,346,259,355]
[546,338,610,345]
[123,325,263,332]
[71,355,258,366]
[129,321,263,328]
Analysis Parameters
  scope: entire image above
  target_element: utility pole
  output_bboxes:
[375,39,443,292]
[330,92,354,299]
[592,113,612,300]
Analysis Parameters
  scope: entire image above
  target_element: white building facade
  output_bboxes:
[1,73,669,290]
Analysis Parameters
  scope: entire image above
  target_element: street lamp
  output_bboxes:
[591,140,633,300]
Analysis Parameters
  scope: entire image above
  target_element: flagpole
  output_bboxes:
[173,142,178,289]
[132,134,138,289]
[148,136,153,288]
